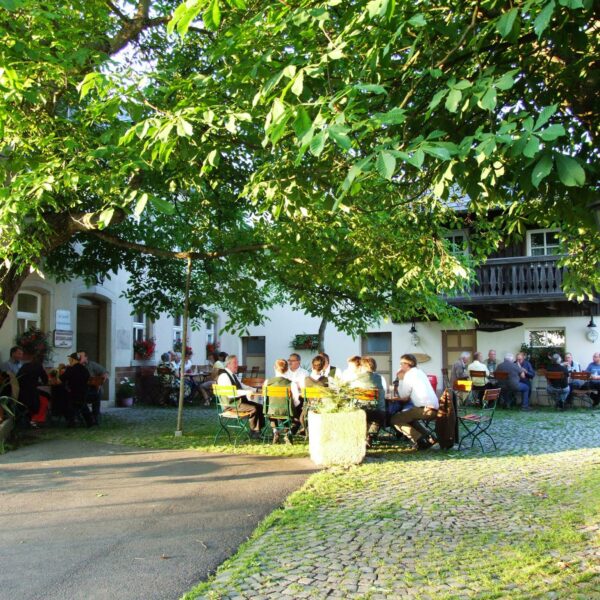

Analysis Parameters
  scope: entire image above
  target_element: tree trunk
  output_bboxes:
[318,317,328,353]
[0,265,32,331]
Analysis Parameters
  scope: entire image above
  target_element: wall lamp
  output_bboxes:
[409,321,420,346]
[587,314,598,343]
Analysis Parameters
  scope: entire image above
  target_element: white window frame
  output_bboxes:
[16,291,42,334]
[173,315,182,346]
[445,229,469,256]
[526,228,560,256]
[132,312,147,347]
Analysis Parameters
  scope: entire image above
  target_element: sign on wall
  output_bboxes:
[55,309,71,330]
[54,329,73,348]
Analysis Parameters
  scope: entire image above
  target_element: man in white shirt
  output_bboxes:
[284,353,308,389]
[391,353,439,450]
[467,351,491,399]
[216,354,264,434]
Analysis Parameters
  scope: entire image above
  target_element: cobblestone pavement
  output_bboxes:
[187,410,600,599]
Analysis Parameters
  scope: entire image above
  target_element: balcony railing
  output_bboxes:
[449,256,566,303]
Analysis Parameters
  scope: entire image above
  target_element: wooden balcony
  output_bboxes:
[448,256,567,305]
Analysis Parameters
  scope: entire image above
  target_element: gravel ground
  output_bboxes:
[188,409,600,600]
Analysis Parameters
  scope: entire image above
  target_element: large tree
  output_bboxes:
[1,0,597,335]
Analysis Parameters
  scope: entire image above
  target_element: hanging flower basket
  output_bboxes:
[133,338,156,360]
[290,334,319,351]
[15,326,51,358]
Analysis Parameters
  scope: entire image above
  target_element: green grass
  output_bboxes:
[183,440,600,599]
[29,405,311,457]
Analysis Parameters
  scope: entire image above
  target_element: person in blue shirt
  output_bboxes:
[584,352,600,406]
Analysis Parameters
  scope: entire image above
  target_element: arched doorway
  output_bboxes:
[76,295,108,368]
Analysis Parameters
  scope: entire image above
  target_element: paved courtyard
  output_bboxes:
[188,410,600,599]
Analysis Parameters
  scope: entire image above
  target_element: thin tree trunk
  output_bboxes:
[318,317,328,353]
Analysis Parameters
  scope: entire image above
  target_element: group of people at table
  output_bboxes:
[0,346,108,428]
[450,349,600,411]
[214,351,440,450]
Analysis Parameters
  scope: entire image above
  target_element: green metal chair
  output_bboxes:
[262,385,294,443]
[212,384,254,445]
[458,387,501,451]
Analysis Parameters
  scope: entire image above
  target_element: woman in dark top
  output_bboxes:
[17,356,48,426]
[60,352,93,427]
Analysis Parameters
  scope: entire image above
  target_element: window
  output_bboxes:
[364,332,391,353]
[444,230,469,256]
[17,291,42,334]
[173,315,182,346]
[527,229,560,256]
[527,328,566,348]
[244,336,265,355]
[132,312,147,346]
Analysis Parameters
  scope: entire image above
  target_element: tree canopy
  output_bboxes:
[1,0,598,334]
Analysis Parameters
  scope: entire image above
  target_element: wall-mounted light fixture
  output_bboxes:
[409,321,420,346]
[587,314,598,343]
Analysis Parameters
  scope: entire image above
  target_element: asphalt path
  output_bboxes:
[0,440,315,600]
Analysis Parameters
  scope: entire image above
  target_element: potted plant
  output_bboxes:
[291,334,319,351]
[15,326,52,360]
[307,381,367,467]
[133,337,156,360]
[116,377,135,407]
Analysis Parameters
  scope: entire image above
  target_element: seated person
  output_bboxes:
[495,352,531,410]
[564,352,583,404]
[450,352,470,389]
[584,352,600,406]
[198,352,226,406]
[467,351,492,400]
[263,358,299,442]
[340,355,362,384]
[16,354,49,428]
[1,345,24,375]
[216,354,264,435]
[545,353,570,410]
[390,354,439,450]
[515,352,535,392]
[303,355,329,389]
[351,356,386,443]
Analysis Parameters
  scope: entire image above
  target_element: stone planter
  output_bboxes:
[116,397,134,408]
[0,416,14,451]
[308,410,367,467]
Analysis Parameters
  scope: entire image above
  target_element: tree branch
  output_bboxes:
[90,230,270,261]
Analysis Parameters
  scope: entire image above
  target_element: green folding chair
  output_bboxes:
[212,384,254,445]
[262,385,294,443]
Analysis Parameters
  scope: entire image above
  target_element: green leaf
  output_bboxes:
[328,125,352,151]
[496,8,519,38]
[539,124,565,141]
[227,0,246,8]
[376,151,396,180]
[310,131,327,157]
[408,13,426,27]
[293,107,311,138]
[533,104,558,130]
[99,208,114,227]
[291,70,304,96]
[451,79,472,90]
[422,144,451,161]
[495,70,517,91]
[204,0,222,31]
[478,87,497,111]
[374,108,406,125]
[531,154,553,188]
[523,135,540,158]
[428,89,447,110]
[0,0,25,10]
[534,1,555,38]
[555,154,585,187]
[150,196,176,215]
[168,0,203,37]
[408,149,424,168]
[176,119,193,137]
[134,194,148,217]
[445,89,462,113]
[354,84,387,95]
